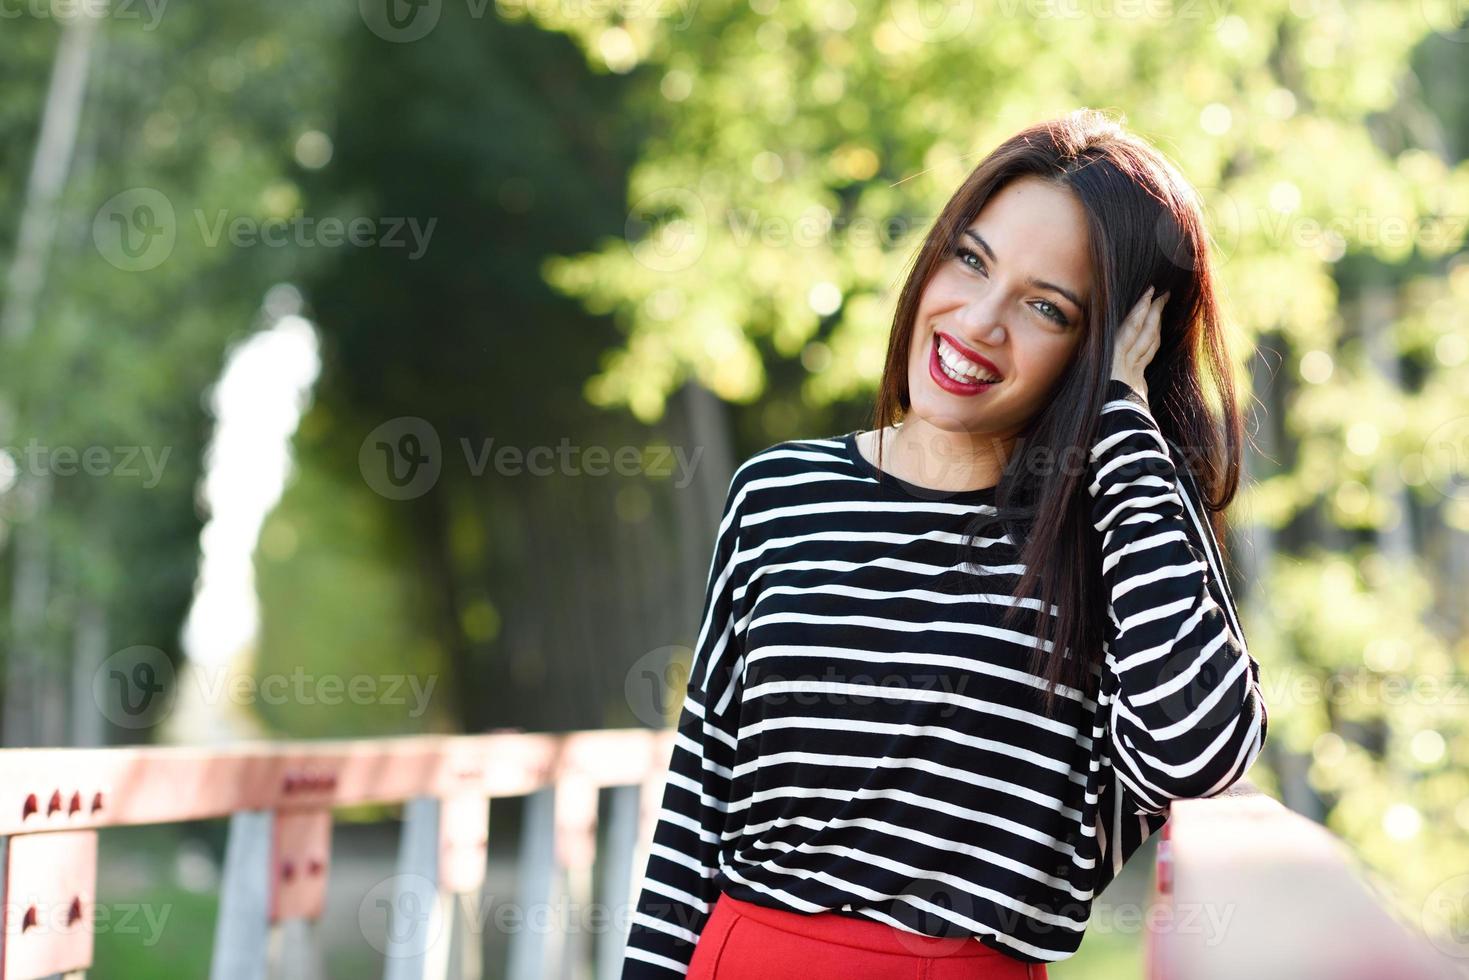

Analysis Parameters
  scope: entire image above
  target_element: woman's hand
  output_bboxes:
[1112,285,1169,403]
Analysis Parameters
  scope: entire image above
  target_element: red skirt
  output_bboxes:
[687,890,1049,980]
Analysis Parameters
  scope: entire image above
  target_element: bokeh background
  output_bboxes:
[1,0,1468,975]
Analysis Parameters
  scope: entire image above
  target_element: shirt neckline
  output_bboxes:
[842,430,998,505]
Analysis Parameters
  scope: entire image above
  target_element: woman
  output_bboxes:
[621,108,1268,980]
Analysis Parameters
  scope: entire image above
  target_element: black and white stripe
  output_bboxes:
[621,380,1268,976]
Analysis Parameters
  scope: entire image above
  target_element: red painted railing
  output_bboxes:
[1141,780,1464,980]
[0,729,674,979]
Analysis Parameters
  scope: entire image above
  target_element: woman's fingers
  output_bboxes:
[1113,286,1169,387]
[1120,286,1154,358]
[1146,290,1168,356]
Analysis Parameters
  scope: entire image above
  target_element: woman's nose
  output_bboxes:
[954,312,1006,347]
[955,298,1006,345]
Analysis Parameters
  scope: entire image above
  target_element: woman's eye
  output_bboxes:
[1037,301,1068,326]
[954,245,984,272]
[954,245,1071,327]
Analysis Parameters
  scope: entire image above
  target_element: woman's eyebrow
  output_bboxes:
[963,229,1086,310]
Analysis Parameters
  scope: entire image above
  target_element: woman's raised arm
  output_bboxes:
[1085,379,1269,817]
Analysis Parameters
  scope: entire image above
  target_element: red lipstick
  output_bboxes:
[928,332,1001,397]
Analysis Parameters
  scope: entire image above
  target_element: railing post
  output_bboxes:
[439,794,489,980]
[211,810,272,980]
[1146,819,1173,980]
[210,807,333,980]
[382,795,488,980]
[554,775,598,980]
[384,797,451,980]
[596,784,641,980]
[270,919,326,980]
[269,810,332,980]
[505,786,554,980]
[0,829,98,980]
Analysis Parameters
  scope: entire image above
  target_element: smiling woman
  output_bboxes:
[621,108,1267,980]
[864,110,1250,724]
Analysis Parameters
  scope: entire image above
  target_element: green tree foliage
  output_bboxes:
[0,1,343,743]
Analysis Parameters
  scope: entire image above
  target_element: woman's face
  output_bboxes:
[907,174,1093,441]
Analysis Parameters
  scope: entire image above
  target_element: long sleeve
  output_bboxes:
[621,470,750,979]
[1087,379,1269,817]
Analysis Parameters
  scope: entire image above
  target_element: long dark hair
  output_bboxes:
[868,108,1247,720]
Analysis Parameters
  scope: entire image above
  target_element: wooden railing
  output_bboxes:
[0,729,675,979]
[1144,779,1466,980]
[1,739,1462,979]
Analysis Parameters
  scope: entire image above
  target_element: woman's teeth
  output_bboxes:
[937,337,1001,384]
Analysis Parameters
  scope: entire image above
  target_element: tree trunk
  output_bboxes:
[0,10,102,747]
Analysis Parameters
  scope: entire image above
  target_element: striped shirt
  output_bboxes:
[620,379,1269,975]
